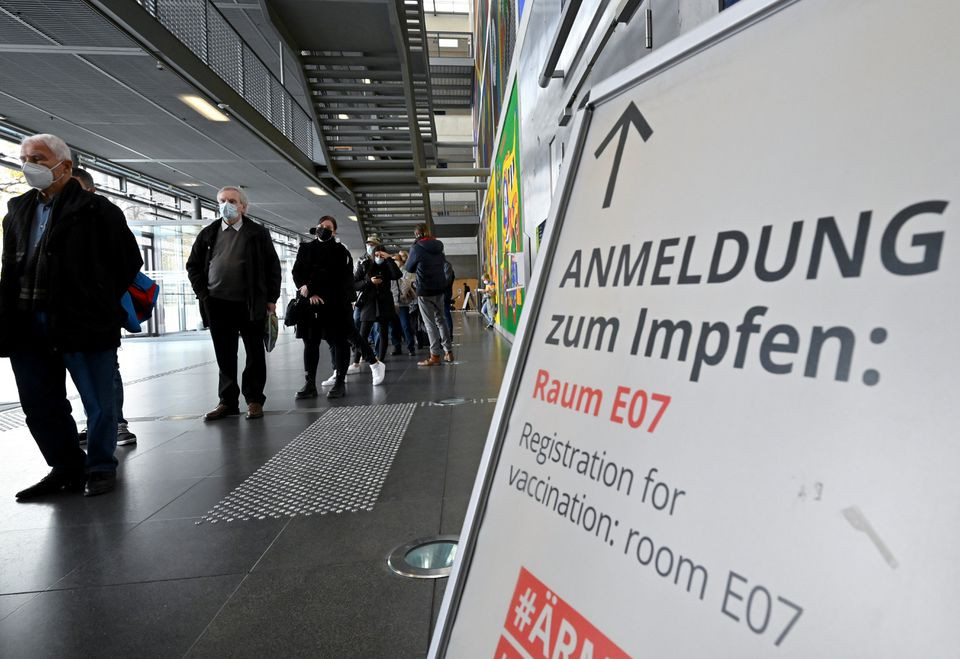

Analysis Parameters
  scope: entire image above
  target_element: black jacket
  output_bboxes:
[354,257,401,322]
[186,217,281,324]
[0,178,143,354]
[405,237,447,296]
[292,238,355,308]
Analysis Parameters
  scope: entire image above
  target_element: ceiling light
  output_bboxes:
[348,215,357,221]
[367,155,376,160]
[178,94,230,122]
[338,113,350,120]
[307,186,328,196]
[181,182,201,187]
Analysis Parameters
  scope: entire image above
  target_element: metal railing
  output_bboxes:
[427,31,473,59]
[135,0,317,160]
[431,190,479,216]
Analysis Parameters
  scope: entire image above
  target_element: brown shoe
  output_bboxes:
[418,354,441,366]
[443,352,455,363]
[246,403,264,420]
[205,403,240,421]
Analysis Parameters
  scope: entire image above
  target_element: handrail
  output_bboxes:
[538,0,585,87]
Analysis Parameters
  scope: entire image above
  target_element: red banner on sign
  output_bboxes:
[494,635,526,659]
[500,567,631,659]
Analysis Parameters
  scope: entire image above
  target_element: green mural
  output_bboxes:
[495,82,524,335]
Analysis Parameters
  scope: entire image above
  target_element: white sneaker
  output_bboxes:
[321,372,338,386]
[370,361,386,385]
[347,363,362,374]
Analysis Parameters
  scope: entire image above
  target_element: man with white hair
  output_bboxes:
[0,133,142,498]
[186,185,281,420]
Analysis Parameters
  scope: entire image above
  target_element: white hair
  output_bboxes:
[21,133,71,162]
[218,186,248,207]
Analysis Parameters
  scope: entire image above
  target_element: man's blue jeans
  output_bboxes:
[10,346,118,473]
[394,306,415,351]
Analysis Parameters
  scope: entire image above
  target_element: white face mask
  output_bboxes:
[219,201,239,221]
[374,257,385,265]
[22,160,64,190]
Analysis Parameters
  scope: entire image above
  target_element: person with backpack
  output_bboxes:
[72,168,140,447]
[405,223,454,365]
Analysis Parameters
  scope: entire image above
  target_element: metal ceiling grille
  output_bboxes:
[135,0,317,160]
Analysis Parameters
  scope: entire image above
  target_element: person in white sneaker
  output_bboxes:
[292,217,386,399]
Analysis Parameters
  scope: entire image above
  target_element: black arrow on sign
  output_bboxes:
[594,101,653,208]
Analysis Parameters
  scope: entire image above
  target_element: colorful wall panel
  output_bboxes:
[479,81,525,336]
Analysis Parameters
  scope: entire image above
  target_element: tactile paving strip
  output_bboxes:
[199,403,417,524]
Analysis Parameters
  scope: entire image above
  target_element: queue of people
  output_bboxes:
[1,133,475,501]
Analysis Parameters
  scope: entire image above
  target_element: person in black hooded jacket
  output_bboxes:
[291,216,384,399]
[0,134,142,499]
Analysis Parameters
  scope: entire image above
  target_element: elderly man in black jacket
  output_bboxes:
[186,186,281,421]
[1,133,142,498]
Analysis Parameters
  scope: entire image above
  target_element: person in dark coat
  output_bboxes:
[350,245,401,366]
[0,133,142,499]
[291,216,385,399]
[185,186,281,421]
[405,223,454,365]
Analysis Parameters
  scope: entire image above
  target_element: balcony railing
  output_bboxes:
[427,31,473,59]
[135,0,317,160]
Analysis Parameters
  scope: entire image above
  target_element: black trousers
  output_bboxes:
[206,297,266,408]
[318,309,376,381]
[353,319,389,363]
[303,336,349,384]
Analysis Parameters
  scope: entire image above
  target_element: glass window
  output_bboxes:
[0,136,22,161]
[154,190,177,209]
[127,181,152,201]
[90,169,122,192]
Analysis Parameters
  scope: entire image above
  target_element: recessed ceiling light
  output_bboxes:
[306,186,328,196]
[178,94,230,122]
[181,182,201,187]
[337,114,350,120]
[348,215,357,221]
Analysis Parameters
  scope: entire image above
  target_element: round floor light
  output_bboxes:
[387,535,459,579]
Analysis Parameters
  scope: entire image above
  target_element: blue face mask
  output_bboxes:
[219,201,239,221]
[375,257,385,265]
[366,244,375,255]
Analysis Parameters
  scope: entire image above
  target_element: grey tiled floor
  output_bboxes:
[0,312,508,658]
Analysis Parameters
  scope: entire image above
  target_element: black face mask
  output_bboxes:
[317,227,333,241]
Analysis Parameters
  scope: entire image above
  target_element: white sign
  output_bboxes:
[431,0,960,657]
